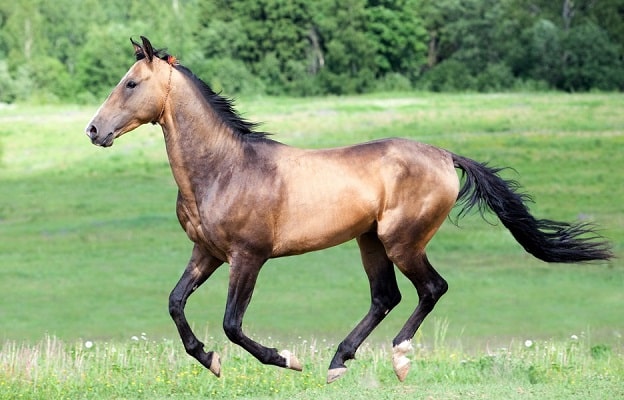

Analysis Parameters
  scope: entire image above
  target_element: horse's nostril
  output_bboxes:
[89,125,98,136]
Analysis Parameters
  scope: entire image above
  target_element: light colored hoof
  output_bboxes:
[279,350,303,371]
[326,367,348,384]
[210,352,221,377]
[393,358,410,382]
[392,340,413,382]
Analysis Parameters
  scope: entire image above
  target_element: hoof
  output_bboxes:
[392,340,413,382]
[209,352,221,377]
[326,367,348,384]
[279,350,302,372]
[393,358,410,382]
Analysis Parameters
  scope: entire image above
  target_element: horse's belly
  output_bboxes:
[273,200,376,256]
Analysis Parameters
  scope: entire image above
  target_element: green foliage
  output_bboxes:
[590,343,611,360]
[365,0,428,80]
[315,0,377,94]
[560,23,624,91]
[2,0,622,102]
[195,57,265,96]
[74,24,144,101]
[373,73,413,92]
[476,63,516,92]
[526,19,563,86]
[0,61,16,103]
[27,56,74,102]
[418,59,477,92]
[418,0,624,92]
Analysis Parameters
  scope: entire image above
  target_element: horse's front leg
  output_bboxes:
[169,244,223,376]
[223,253,302,372]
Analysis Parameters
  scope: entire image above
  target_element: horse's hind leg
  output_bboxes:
[169,244,223,376]
[327,232,402,383]
[391,253,448,381]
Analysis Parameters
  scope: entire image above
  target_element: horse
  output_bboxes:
[85,36,612,383]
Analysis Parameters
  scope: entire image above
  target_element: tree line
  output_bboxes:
[0,0,622,103]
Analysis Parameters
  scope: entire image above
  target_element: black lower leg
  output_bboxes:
[391,254,447,381]
[223,316,288,367]
[222,257,300,370]
[169,246,223,374]
[328,233,401,376]
[393,255,447,346]
[329,287,401,370]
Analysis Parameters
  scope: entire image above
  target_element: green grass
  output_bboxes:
[1,93,623,398]
[1,328,622,399]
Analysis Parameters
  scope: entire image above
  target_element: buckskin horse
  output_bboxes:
[85,37,612,383]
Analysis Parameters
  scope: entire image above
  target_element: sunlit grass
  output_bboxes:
[1,323,622,399]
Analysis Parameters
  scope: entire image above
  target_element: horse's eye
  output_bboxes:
[126,80,137,89]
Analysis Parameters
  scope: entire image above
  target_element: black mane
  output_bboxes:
[138,48,268,140]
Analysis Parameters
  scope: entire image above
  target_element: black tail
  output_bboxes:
[451,153,613,263]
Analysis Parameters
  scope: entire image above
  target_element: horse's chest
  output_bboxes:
[177,200,228,260]
[179,200,275,263]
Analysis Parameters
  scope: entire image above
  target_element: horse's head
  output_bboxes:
[86,36,173,147]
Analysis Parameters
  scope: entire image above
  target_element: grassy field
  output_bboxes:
[0,92,623,398]
[1,329,622,399]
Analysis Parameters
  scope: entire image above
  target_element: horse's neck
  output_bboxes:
[160,97,242,201]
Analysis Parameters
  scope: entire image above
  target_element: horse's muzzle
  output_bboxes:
[86,124,114,147]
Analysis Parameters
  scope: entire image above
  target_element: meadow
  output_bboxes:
[0,92,622,398]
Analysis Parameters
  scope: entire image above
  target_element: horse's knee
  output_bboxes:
[419,277,448,311]
[388,291,402,309]
[223,318,243,343]
[168,293,183,319]
[432,277,448,300]
[372,291,402,316]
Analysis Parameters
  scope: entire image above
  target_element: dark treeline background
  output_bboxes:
[0,0,622,103]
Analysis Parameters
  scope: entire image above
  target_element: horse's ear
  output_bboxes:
[140,36,155,62]
[131,37,144,61]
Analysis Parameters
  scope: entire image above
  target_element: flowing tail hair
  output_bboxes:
[451,153,613,263]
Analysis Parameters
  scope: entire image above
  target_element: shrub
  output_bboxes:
[527,19,563,88]
[476,63,516,92]
[0,61,16,103]
[374,73,413,92]
[190,57,265,97]
[560,23,624,91]
[418,59,477,92]
[28,56,74,101]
